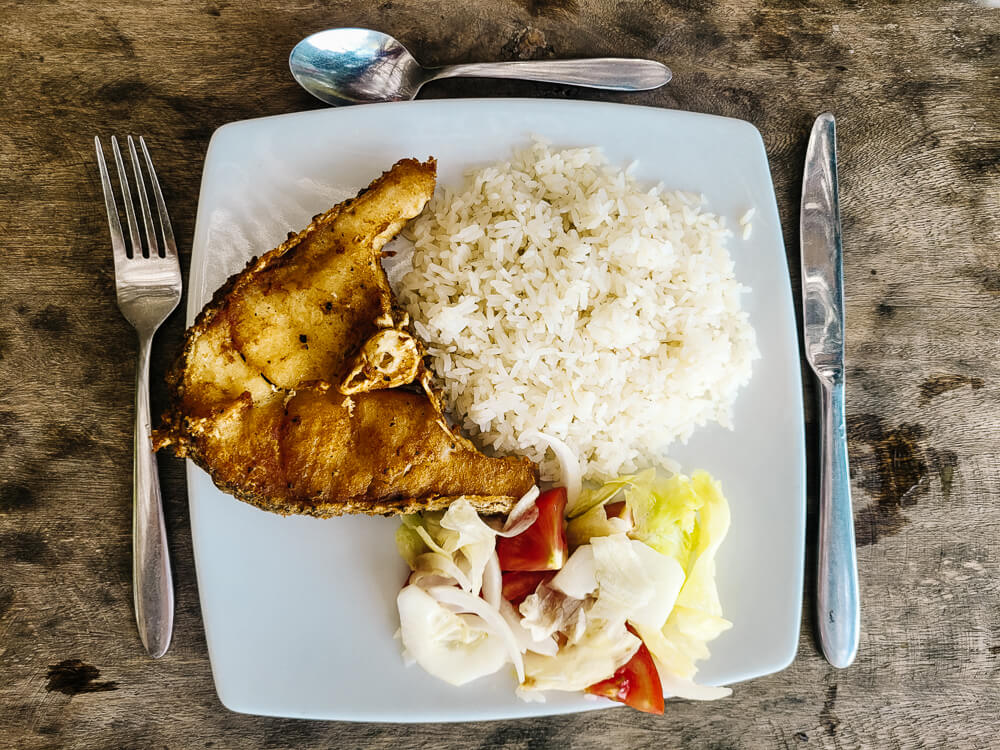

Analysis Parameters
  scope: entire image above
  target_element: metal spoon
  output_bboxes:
[289,28,672,106]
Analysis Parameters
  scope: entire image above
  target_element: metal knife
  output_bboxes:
[801,112,860,668]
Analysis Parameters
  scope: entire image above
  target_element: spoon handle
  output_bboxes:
[428,58,671,92]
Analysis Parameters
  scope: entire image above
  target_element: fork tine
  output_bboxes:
[111,136,143,258]
[128,136,160,258]
[139,137,177,263]
[95,136,129,268]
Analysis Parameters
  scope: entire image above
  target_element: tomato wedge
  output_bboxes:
[605,501,629,520]
[585,639,665,715]
[497,487,568,572]
[501,570,554,606]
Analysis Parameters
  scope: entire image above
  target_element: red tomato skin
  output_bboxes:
[497,488,568,572]
[605,501,627,518]
[585,640,665,715]
[501,570,555,606]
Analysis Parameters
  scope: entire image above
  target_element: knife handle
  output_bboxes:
[816,378,860,668]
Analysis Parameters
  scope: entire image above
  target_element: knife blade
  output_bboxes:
[801,112,860,669]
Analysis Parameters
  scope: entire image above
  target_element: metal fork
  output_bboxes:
[95,135,181,658]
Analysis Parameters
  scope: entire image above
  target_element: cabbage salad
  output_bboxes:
[395,444,732,714]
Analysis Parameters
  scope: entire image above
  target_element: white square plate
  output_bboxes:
[186,99,805,722]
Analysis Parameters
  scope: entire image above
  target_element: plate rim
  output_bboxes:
[186,97,806,722]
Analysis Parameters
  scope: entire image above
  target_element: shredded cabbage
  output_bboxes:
[550,545,597,600]
[626,470,702,563]
[587,534,654,626]
[658,668,733,701]
[565,502,632,549]
[439,500,497,596]
[522,625,640,693]
[518,582,586,642]
[395,514,428,567]
[499,599,559,656]
[632,622,701,680]
[627,539,686,632]
[582,470,732,684]
[673,472,731,615]
[395,466,733,705]
[567,472,639,518]
[410,552,473,593]
[397,499,499,596]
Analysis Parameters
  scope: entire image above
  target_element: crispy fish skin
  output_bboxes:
[182,384,526,517]
[166,158,439,422]
[155,158,537,516]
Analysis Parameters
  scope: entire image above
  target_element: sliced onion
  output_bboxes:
[428,585,526,683]
[563,603,589,646]
[550,544,597,600]
[515,685,548,703]
[500,599,559,656]
[524,431,582,509]
[606,517,632,534]
[521,626,641,693]
[406,572,454,590]
[397,585,507,685]
[657,668,733,701]
[412,552,473,593]
[415,525,450,557]
[627,540,685,631]
[496,486,540,537]
[518,582,585,643]
[482,552,502,609]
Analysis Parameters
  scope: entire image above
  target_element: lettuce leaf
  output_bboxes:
[395,514,428,567]
[518,582,586,643]
[627,540,686,632]
[521,623,640,693]
[565,502,632,550]
[626,471,702,564]
[587,534,653,626]
[396,470,733,698]
[439,499,498,597]
[578,468,733,683]
[655,471,732,679]
[567,470,645,519]
[673,471,730,615]
[396,500,498,596]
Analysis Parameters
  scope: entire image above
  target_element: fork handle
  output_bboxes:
[133,334,174,658]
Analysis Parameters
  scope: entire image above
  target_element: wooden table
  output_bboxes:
[2,1,997,747]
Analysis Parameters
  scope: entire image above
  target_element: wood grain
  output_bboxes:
[1,1,998,748]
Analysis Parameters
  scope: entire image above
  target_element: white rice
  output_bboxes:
[399,141,758,482]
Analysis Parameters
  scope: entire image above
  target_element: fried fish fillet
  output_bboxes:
[155,158,537,517]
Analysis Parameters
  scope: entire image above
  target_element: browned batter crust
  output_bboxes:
[154,158,537,517]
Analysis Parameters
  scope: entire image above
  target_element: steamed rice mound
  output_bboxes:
[399,141,758,482]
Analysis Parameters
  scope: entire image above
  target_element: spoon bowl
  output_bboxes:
[290,28,672,106]
[291,28,428,105]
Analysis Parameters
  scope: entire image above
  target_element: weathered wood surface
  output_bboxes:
[1,1,998,748]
